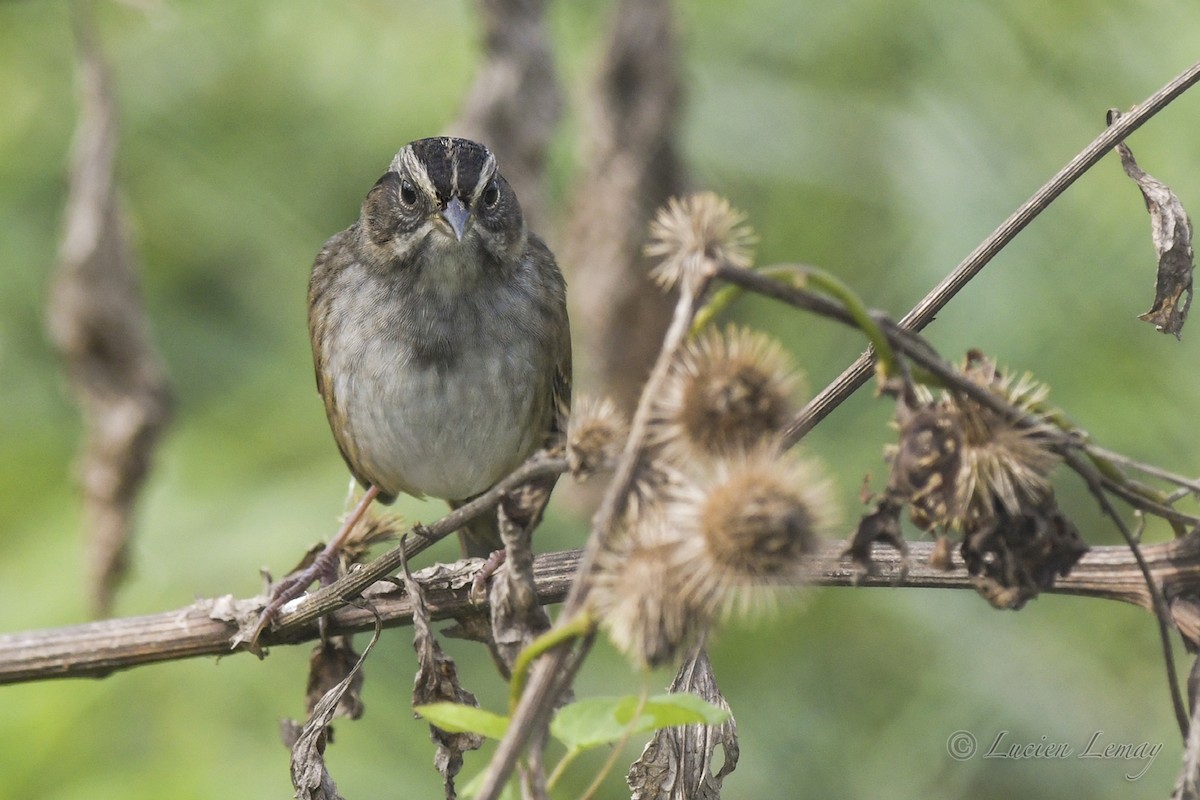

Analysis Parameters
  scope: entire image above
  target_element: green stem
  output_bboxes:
[802,268,898,378]
[546,748,582,792]
[690,265,806,336]
[508,610,597,715]
[696,264,897,378]
[578,677,651,800]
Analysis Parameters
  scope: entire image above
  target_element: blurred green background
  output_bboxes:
[3,1,1200,797]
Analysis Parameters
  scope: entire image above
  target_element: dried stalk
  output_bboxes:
[474,277,708,800]
[4,537,1200,686]
[47,5,173,616]
[451,0,561,231]
[268,454,568,637]
[566,0,686,412]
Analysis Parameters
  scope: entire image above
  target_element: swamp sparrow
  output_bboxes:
[250,137,570,641]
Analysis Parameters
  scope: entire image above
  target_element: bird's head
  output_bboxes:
[357,137,527,282]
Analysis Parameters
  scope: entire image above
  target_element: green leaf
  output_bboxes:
[639,693,731,727]
[550,696,632,750]
[550,693,731,751]
[413,702,510,740]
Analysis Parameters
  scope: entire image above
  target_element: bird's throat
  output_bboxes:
[413,235,492,293]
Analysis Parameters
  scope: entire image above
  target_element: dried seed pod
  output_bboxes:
[889,404,963,532]
[961,491,1088,609]
[667,449,836,616]
[645,192,755,291]
[566,395,628,479]
[653,326,798,464]
[886,353,1059,533]
[951,355,1059,526]
[868,351,1085,600]
[590,513,711,669]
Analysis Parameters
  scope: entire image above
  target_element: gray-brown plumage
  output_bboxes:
[308,137,571,557]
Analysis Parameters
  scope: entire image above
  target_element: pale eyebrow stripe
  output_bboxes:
[468,151,497,202]
[390,146,438,202]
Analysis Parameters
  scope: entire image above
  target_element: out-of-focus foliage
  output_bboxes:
[2,1,1199,797]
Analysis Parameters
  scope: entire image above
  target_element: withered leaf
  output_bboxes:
[304,636,365,727]
[1172,656,1200,800]
[628,647,739,800]
[1110,109,1195,339]
[960,489,1087,610]
[403,546,483,800]
[289,620,381,800]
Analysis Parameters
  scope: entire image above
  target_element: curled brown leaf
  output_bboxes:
[628,647,738,800]
[403,545,483,799]
[288,620,381,800]
[1110,109,1196,339]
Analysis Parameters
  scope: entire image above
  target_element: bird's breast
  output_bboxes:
[320,277,550,501]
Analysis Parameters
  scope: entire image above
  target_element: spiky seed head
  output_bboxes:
[950,354,1059,524]
[590,513,712,669]
[567,395,628,480]
[887,354,1060,533]
[654,326,798,463]
[667,449,836,616]
[592,451,835,667]
[645,192,755,291]
[703,467,817,572]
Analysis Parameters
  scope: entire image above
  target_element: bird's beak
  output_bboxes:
[441,197,469,242]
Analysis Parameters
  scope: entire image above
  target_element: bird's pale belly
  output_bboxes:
[334,342,544,501]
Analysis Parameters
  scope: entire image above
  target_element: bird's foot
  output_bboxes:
[470,547,508,600]
[239,548,339,649]
[237,485,381,650]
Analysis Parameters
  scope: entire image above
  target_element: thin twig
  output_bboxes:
[783,59,1200,446]
[475,278,708,800]
[1064,450,1190,739]
[717,263,1200,530]
[1088,444,1200,498]
[567,280,704,611]
[266,453,568,638]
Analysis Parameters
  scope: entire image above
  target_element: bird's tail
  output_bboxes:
[450,474,557,559]
[454,510,504,559]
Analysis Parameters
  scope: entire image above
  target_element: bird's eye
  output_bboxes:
[399,180,418,207]
[482,179,499,209]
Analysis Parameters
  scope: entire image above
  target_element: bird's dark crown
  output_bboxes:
[392,136,497,205]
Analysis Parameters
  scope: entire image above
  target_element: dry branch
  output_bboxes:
[2,537,1198,686]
